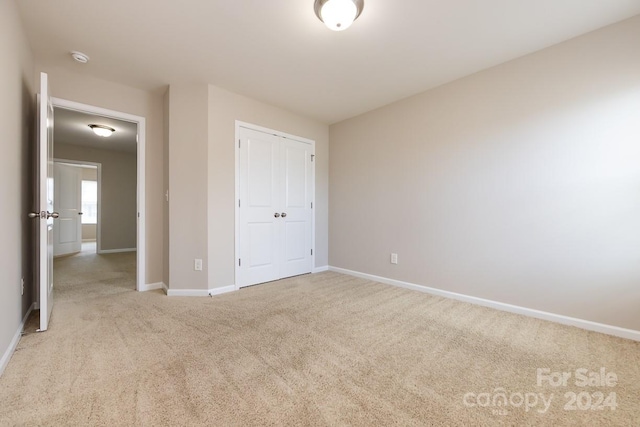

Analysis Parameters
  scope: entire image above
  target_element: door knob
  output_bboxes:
[281,213,287,218]
[274,213,281,218]
[47,211,59,219]
[28,212,41,219]
[78,212,83,215]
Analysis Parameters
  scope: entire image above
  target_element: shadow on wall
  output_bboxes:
[22,75,35,318]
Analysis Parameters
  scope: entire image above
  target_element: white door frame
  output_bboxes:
[52,97,146,291]
[53,159,102,252]
[234,121,316,290]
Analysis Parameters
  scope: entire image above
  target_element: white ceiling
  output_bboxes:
[17,1,640,124]
[54,108,138,154]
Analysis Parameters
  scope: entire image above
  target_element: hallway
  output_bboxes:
[53,245,136,302]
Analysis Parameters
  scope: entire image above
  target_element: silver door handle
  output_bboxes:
[47,211,59,219]
[28,212,40,219]
[274,213,281,218]
[78,212,83,215]
[281,213,287,218]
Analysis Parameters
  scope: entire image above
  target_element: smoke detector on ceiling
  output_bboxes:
[70,51,90,64]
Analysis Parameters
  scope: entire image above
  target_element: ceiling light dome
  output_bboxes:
[314,0,364,31]
[89,124,115,137]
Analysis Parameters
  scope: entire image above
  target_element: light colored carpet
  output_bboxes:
[0,252,639,426]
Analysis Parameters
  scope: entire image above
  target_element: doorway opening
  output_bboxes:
[51,98,146,291]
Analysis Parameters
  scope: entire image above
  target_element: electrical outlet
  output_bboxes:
[391,253,398,264]
[21,278,24,296]
[194,259,203,271]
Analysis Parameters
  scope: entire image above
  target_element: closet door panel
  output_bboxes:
[279,139,312,279]
[238,128,281,287]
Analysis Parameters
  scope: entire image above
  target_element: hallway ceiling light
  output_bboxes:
[314,0,364,31]
[88,124,115,137]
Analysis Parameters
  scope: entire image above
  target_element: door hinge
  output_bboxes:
[311,202,313,209]
[138,212,140,218]
[311,154,315,162]
[239,258,241,267]
[238,139,241,149]
[238,199,241,208]
[311,249,313,256]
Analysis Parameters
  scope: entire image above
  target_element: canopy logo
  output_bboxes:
[463,367,618,416]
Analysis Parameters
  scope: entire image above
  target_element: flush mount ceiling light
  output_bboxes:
[70,51,90,64]
[88,124,115,137]
[314,0,364,31]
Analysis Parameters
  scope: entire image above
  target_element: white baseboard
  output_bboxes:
[98,248,136,254]
[329,266,640,342]
[208,285,236,296]
[139,282,164,292]
[0,302,35,378]
[166,285,236,297]
[313,265,329,273]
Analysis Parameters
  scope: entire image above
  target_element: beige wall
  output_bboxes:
[55,144,137,250]
[163,83,328,291]
[330,16,640,331]
[0,0,34,369]
[38,66,165,284]
[167,84,209,290]
[82,224,97,241]
[207,85,329,289]
[163,90,170,287]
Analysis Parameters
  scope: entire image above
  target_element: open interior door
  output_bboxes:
[35,72,56,331]
[53,162,82,256]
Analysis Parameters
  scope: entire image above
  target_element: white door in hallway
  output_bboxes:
[53,163,82,256]
[237,126,314,288]
[34,72,55,331]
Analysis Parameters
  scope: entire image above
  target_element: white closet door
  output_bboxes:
[238,126,314,288]
[279,138,312,278]
[238,128,281,287]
